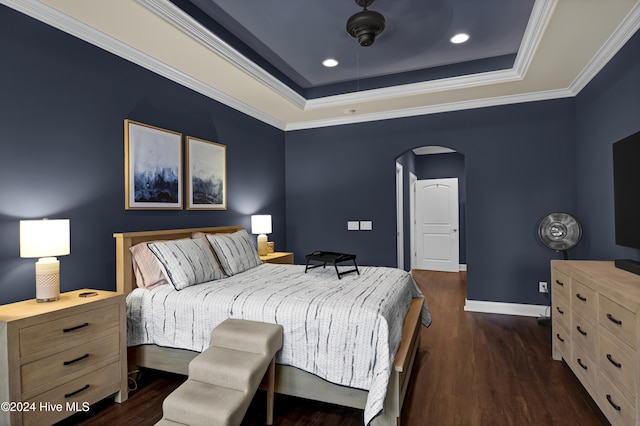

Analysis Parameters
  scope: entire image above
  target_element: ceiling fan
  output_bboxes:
[346,0,386,47]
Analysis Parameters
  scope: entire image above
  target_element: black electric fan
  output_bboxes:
[538,212,582,260]
[537,212,582,325]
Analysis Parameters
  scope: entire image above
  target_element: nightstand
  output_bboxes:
[0,289,127,425]
[260,252,294,264]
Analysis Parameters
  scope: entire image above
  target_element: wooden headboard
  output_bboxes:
[113,225,243,295]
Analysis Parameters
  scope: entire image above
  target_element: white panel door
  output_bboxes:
[416,178,459,272]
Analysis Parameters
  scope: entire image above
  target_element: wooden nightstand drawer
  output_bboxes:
[599,295,636,350]
[21,332,120,398]
[20,304,119,357]
[23,362,121,426]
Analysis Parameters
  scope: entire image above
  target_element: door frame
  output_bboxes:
[396,162,404,269]
[409,172,417,270]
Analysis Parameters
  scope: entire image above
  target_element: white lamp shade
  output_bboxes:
[251,215,272,235]
[20,219,70,258]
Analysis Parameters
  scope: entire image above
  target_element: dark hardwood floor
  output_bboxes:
[57,270,608,425]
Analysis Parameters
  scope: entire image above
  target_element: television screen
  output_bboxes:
[613,130,640,249]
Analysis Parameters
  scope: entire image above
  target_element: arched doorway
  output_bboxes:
[395,146,467,271]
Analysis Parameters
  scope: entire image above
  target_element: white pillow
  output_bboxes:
[147,238,225,290]
[206,230,262,276]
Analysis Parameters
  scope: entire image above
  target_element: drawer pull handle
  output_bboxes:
[577,358,588,370]
[606,313,622,326]
[576,326,587,336]
[556,307,564,315]
[606,354,622,369]
[65,384,90,399]
[555,279,564,286]
[555,333,565,343]
[63,353,89,366]
[576,293,587,302]
[606,394,621,412]
[63,322,89,333]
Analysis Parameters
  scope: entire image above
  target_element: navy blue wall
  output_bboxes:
[0,6,285,305]
[3,4,639,309]
[285,101,576,305]
[574,29,640,262]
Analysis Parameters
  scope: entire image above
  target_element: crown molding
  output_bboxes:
[136,0,307,110]
[0,0,288,130]
[568,1,640,95]
[2,0,639,132]
[285,88,574,131]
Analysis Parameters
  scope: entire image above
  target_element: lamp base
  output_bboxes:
[257,234,268,256]
[35,257,60,302]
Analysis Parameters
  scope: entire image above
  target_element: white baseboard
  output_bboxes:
[464,299,549,317]
[459,264,467,271]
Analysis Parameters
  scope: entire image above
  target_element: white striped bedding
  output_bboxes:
[126,263,431,424]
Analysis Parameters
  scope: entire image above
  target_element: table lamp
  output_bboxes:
[20,218,70,302]
[251,215,272,256]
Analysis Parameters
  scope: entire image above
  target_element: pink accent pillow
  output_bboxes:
[130,241,170,289]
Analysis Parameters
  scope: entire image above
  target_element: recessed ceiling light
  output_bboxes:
[450,33,470,44]
[322,58,339,67]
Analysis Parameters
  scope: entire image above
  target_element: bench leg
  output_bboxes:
[266,357,276,425]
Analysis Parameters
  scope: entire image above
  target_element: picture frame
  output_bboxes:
[124,119,183,210]
[186,136,227,210]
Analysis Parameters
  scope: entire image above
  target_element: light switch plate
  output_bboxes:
[348,221,360,230]
[360,221,373,230]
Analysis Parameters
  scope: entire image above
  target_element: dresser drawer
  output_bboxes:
[571,279,596,321]
[552,294,571,331]
[23,362,121,426]
[20,304,120,357]
[599,331,637,396]
[551,269,570,301]
[597,372,636,426]
[599,295,637,351]
[571,311,597,352]
[552,322,570,361]
[21,332,120,398]
[571,345,597,393]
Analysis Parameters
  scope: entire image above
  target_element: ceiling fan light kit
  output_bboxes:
[346,0,385,47]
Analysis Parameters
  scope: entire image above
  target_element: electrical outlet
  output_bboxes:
[539,281,548,293]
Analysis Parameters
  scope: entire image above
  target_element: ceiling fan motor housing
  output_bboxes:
[346,9,385,47]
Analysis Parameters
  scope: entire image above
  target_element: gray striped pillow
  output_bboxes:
[148,238,225,290]
[206,230,262,276]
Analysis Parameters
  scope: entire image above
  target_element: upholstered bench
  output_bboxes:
[156,319,283,426]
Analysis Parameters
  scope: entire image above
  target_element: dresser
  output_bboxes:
[551,260,640,425]
[0,289,127,425]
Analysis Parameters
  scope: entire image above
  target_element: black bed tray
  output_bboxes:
[304,251,359,279]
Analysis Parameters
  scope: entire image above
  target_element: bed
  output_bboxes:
[114,226,430,426]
